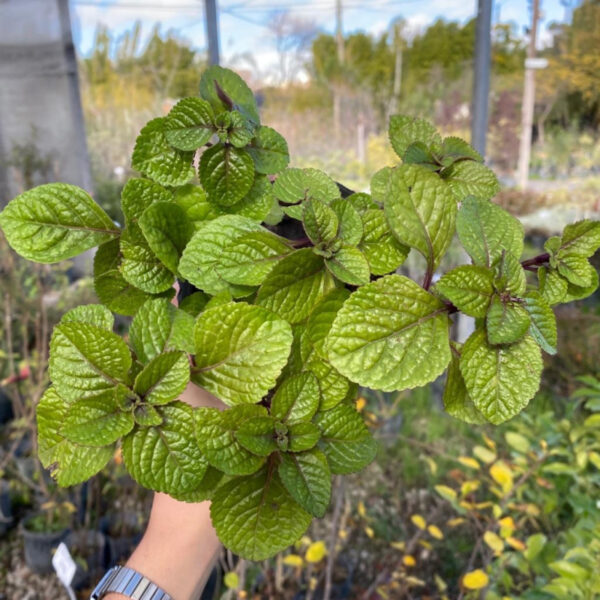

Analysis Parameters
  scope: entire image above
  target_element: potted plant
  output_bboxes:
[1,66,599,561]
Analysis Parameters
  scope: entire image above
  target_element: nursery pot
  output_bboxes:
[0,480,13,537]
[101,511,144,565]
[66,529,107,589]
[20,514,69,575]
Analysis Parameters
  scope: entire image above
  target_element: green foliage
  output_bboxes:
[2,67,599,561]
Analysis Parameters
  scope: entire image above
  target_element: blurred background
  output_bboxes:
[0,1,599,599]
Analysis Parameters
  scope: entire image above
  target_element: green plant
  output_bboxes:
[1,67,599,561]
[24,500,76,533]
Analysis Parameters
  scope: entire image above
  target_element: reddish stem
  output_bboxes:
[521,252,550,272]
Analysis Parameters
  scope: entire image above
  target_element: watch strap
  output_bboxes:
[90,565,172,600]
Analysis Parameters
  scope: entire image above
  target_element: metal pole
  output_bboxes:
[471,0,493,158]
[204,0,220,66]
[516,0,540,189]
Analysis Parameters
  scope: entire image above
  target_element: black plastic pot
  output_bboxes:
[20,514,69,575]
[0,389,13,424]
[100,511,144,565]
[0,480,13,537]
[66,529,107,589]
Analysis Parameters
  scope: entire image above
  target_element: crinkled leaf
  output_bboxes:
[524,292,557,355]
[388,115,441,159]
[133,351,190,405]
[557,254,594,287]
[402,142,439,170]
[538,267,568,306]
[131,117,195,186]
[0,183,118,263]
[193,302,293,405]
[305,355,350,411]
[121,178,173,224]
[164,97,215,150]
[169,466,224,503]
[288,422,321,452]
[302,198,338,246]
[441,136,483,163]
[314,404,377,474]
[486,296,530,345]
[557,220,600,259]
[434,265,494,317]
[347,192,378,214]
[325,247,370,286]
[494,251,526,296]
[211,467,312,560]
[61,304,114,330]
[256,249,336,324]
[327,274,451,392]
[273,168,340,205]
[306,289,350,359]
[134,404,163,427]
[563,267,599,302]
[247,126,289,174]
[330,199,363,246]
[460,330,542,424]
[271,372,320,425]
[278,448,331,517]
[49,322,131,403]
[217,110,255,147]
[444,161,500,201]
[179,291,210,317]
[234,416,277,456]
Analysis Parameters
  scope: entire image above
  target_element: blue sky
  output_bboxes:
[71,0,569,80]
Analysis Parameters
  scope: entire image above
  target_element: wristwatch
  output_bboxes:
[90,565,172,599]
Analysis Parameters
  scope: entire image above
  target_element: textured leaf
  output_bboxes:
[247,126,289,174]
[133,351,190,405]
[234,416,278,456]
[134,404,163,427]
[347,192,378,214]
[211,467,312,560]
[61,304,114,330]
[441,136,483,163]
[195,405,267,475]
[302,198,338,246]
[193,302,293,405]
[138,202,194,273]
[271,372,320,425]
[120,224,174,293]
[306,289,350,359]
[179,291,210,316]
[325,247,370,286]
[557,220,600,258]
[0,183,118,263]
[49,322,131,403]
[486,296,530,345]
[494,251,526,296]
[327,274,451,392]
[359,209,409,275]
[164,97,215,150]
[388,115,441,159]
[256,249,336,324]
[215,110,254,147]
[288,422,321,452]
[169,465,224,503]
[443,346,486,424]
[538,267,567,305]
[173,184,215,226]
[460,330,543,424]
[278,449,331,517]
[273,168,340,205]
[563,267,599,302]
[61,387,134,446]
[314,404,377,474]
[434,265,494,317]
[131,118,195,186]
[524,292,557,355]
[122,401,207,494]
[383,164,457,271]
[199,144,254,207]
[402,141,439,170]
[444,161,500,201]
[457,197,524,267]
[305,355,350,411]
[37,387,113,486]
[330,199,363,246]
[121,178,173,224]
[556,254,594,287]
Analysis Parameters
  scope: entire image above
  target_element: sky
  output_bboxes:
[70,0,570,81]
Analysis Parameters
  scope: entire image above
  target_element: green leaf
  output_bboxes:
[494,251,526,296]
[388,115,441,159]
[434,265,494,317]
[138,202,194,274]
[271,372,320,425]
[199,65,260,125]
[330,199,363,246]
[347,192,378,214]
[302,198,339,246]
[314,404,377,474]
[325,247,370,286]
[234,416,277,456]
[538,267,568,305]
[359,209,409,275]
[61,387,134,446]
[556,254,594,287]
[457,197,523,267]
[306,288,350,359]
[563,267,599,302]
[256,249,336,324]
[278,448,331,517]
[0,183,118,263]
[557,220,600,258]
[193,302,293,405]
[441,136,483,163]
[443,345,486,424]
[121,178,173,224]
[169,466,224,503]
[49,322,131,403]
[305,355,350,411]
[327,274,451,392]
[61,304,114,330]
[37,387,113,486]
[199,144,254,207]
[179,291,210,317]
[122,402,207,494]
[486,296,530,345]
[131,117,195,186]
[402,142,439,170]
[173,184,214,226]
[273,168,340,205]
[164,97,215,150]
[247,126,289,174]
[288,422,321,452]
[133,404,163,427]
[383,164,457,271]
[120,224,174,294]
[460,330,542,424]
[216,110,254,147]
[215,174,274,222]
[194,405,267,475]
[133,351,190,405]
[443,161,500,201]
[211,467,312,560]
[524,292,557,355]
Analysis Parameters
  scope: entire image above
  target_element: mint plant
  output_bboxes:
[1,67,599,561]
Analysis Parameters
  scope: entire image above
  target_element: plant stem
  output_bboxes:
[521,252,550,272]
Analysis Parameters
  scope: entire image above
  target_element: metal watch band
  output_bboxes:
[90,565,172,600]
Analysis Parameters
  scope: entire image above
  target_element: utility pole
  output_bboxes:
[471,0,493,158]
[204,0,220,66]
[333,0,344,137]
[516,0,541,189]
